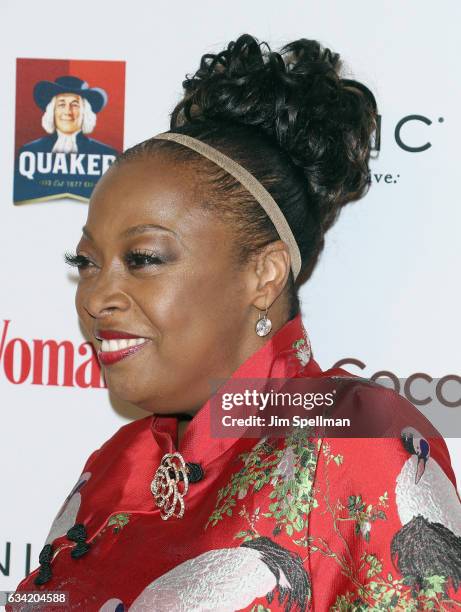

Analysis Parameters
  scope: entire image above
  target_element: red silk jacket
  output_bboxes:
[7,313,461,611]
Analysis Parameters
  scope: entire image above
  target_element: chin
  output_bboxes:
[104,371,155,407]
[57,124,78,133]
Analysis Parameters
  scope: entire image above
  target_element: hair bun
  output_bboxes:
[171,33,378,223]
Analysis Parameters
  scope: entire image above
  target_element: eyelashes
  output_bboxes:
[64,252,90,268]
[64,249,167,271]
[125,250,167,268]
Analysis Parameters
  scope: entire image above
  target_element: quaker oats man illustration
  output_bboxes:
[21,75,118,156]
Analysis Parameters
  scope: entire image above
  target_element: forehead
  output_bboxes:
[85,155,227,245]
[56,94,81,103]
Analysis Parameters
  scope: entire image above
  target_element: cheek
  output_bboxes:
[139,267,244,364]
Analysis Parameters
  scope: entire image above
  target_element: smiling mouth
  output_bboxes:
[97,338,150,366]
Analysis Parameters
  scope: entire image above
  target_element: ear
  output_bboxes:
[250,240,291,310]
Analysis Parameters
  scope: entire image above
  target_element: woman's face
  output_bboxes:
[74,155,273,415]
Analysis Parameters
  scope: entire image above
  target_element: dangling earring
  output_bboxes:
[255,305,272,337]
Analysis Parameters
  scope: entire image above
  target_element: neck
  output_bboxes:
[56,129,81,137]
[177,417,192,447]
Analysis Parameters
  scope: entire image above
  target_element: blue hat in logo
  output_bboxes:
[33,76,108,112]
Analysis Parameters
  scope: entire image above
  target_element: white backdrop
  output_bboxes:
[1,0,460,596]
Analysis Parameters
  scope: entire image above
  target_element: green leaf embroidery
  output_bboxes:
[107,512,130,533]
[206,430,320,531]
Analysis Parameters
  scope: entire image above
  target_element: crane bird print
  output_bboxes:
[391,427,461,593]
[43,471,92,545]
[99,536,310,611]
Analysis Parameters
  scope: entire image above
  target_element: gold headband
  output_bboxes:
[153,132,302,280]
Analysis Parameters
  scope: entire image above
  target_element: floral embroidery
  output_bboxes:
[309,441,460,610]
[107,512,131,533]
[205,429,319,540]
[206,433,461,610]
[270,446,296,485]
[292,338,311,367]
[347,493,387,543]
[89,512,132,549]
[235,505,262,543]
[331,573,456,610]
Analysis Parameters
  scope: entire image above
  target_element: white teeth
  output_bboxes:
[100,338,148,352]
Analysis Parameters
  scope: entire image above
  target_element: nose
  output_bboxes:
[63,102,74,115]
[79,272,131,320]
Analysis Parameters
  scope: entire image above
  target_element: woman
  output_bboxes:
[8,34,461,611]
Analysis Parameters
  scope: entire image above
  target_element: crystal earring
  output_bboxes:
[255,305,272,337]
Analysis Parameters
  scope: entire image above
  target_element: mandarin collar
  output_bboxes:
[149,312,322,466]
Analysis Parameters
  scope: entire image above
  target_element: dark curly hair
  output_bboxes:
[118,34,378,319]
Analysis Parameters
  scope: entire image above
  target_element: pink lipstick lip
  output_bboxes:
[97,340,150,366]
[95,330,148,340]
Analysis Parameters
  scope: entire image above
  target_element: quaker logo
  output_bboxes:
[14,58,125,204]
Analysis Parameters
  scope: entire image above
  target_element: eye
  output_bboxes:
[64,251,94,271]
[63,249,167,273]
[125,249,166,269]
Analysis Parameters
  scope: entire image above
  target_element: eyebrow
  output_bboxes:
[81,224,180,241]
